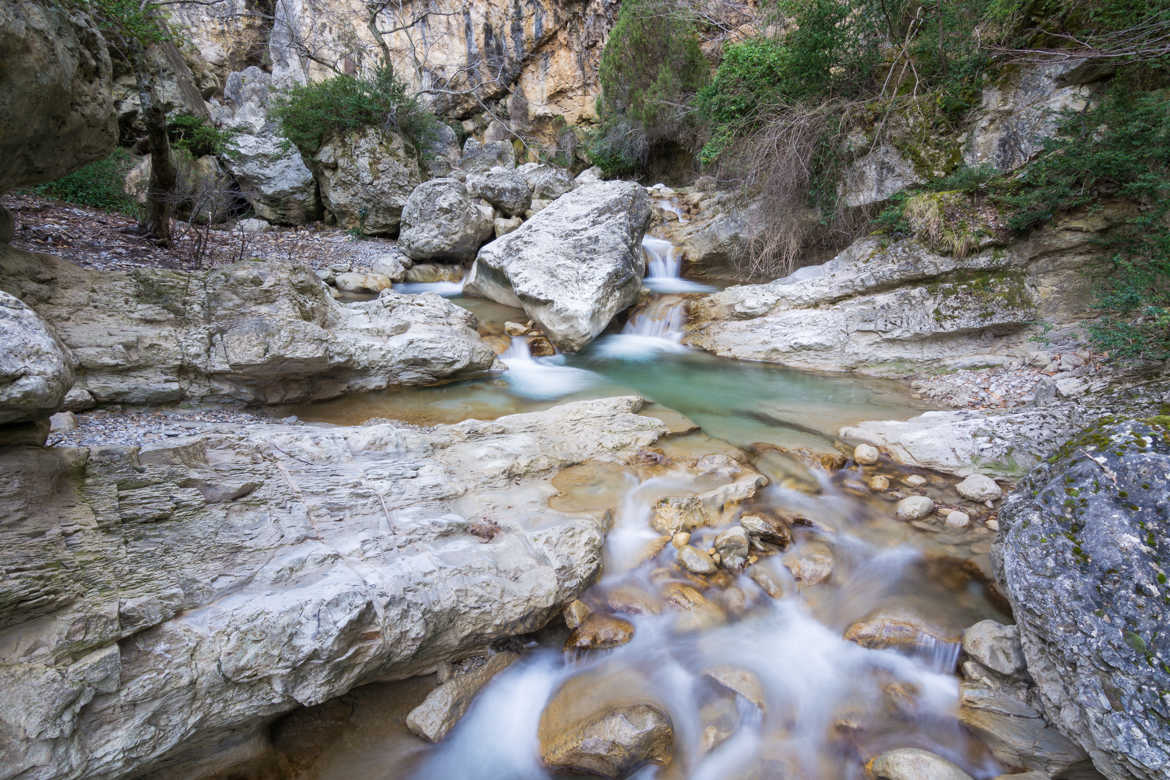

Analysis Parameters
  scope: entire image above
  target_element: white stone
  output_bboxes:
[897,495,935,521]
[854,443,880,465]
[956,474,1002,502]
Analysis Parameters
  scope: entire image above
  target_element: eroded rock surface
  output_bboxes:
[994,418,1170,779]
[0,291,74,425]
[0,396,666,778]
[0,246,495,405]
[314,127,422,235]
[465,181,651,351]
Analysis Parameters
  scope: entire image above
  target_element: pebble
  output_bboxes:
[679,545,717,575]
[868,475,890,491]
[903,474,927,487]
[896,495,935,521]
[945,511,971,529]
[956,474,1002,502]
[853,443,880,465]
[671,532,690,549]
[985,518,1000,531]
[562,599,592,630]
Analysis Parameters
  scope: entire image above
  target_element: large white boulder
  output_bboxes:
[399,178,495,263]
[464,181,652,352]
[313,127,422,235]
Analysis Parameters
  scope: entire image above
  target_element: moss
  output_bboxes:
[928,269,1035,325]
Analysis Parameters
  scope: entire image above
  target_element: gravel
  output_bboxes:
[48,406,291,448]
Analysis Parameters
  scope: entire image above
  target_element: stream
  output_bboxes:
[282,232,1011,779]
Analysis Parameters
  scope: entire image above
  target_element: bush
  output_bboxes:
[1002,91,1170,360]
[167,113,235,158]
[589,0,708,174]
[33,148,140,216]
[269,67,438,157]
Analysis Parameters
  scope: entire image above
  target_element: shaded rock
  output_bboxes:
[399,178,494,263]
[314,127,422,236]
[564,613,635,651]
[563,599,592,630]
[466,166,532,216]
[0,0,117,192]
[840,144,922,208]
[0,247,495,405]
[0,206,12,244]
[333,272,397,294]
[962,620,1025,678]
[517,162,574,200]
[0,396,667,778]
[896,495,935,521]
[867,747,973,780]
[959,681,1089,776]
[494,215,522,237]
[679,545,717,575]
[714,526,750,571]
[739,513,792,549]
[124,149,238,225]
[211,67,318,224]
[956,473,1002,502]
[406,652,519,742]
[420,122,460,178]
[465,181,651,352]
[460,138,515,173]
[993,418,1170,780]
[0,291,74,425]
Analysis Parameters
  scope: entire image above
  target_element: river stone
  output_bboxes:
[399,178,494,262]
[564,613,635,651]
[650,496,709,535]
[464,181,651,352]
[993,418,1170,780]
[314,127,422,236]
[466,166,532,216]
[0,246,495,406]
[739,513,792,549]
[0,396,667,778]
[868,475,891,492]
[782,542,834,585]
[679,545,717,575]
[897,495,935,521]
[946,510,971,529]
[539,672,673,778]
[0,291,74,425]
[854,443,880,465]
[0,0,117,193]
[703,665,765,713]
[962,621,1025,678]
[563,599,592,630]
[956,473,1002,502]
[868,747,974,780]
[405,652,519,742]
[211,67,318,224]
[845,609,954,655]
[714,526,749,571]
[958,681,1089,775]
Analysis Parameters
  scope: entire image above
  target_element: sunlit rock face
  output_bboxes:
[0,396,667,779]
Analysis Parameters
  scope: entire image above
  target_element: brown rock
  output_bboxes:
[564,613,635,651]
[563,599,592,630]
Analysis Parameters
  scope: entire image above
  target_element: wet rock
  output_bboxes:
[748,563,786,598]
[782,542,834,585]
[211,67,318,224]
[539,674,673,778]
[605,585,662,616]
[945,510,971,529]
[958,682,1088,776]
[661,582,708,610]
[868,475,891,492]
[962,621,1025,678]
[564,613,635,651]
[714,526,749,571]
[903,474,928,487]
[465,181,651,352]
[671,532,690,549]
[405,652,519,742]
[405,263,464,283]
[739,513,792,550]
[0,291,74,425]
[956,473,1002,502]
[867,747,974,780]
[399,178,494,263]
[0,248,495,405]
[466,166,532,216]
[0,396,666,778]
[993,418,1170,780]
[845,609,953,653]
[896,495,935,521]
[651,496,709,535]
[563,599,592,630]
[314,127,422,236]
[0,0,117,192]
[703,665,766,712]
[854,443,880,465]
[679,545,717,575]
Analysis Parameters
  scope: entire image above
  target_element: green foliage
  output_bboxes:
[167,114,235,158]
[1003,91,1170,360]
[590,0,708,174]
[33,148,140,216]
[68,0,170,45]
[269,67,438,157]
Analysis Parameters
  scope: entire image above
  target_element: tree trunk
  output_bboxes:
[140,97,176,246]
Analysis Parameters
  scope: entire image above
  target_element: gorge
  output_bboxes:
[1,1,1168,779]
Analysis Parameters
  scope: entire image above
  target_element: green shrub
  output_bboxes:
[1004,91,1170,360]
[33,148,140,216]
[167,113,235,158]
[589,0,708,174]
[269,67,438,156]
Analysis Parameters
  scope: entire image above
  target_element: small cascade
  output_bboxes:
[656,198,689,224]
[392,270,468,297]
[499,336,600,400]
[592,297,690,359]
[641,236,714,294]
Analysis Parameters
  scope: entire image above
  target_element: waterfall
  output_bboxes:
[641,236,714,294]
[392,270,468,296]
[499,336,599,400]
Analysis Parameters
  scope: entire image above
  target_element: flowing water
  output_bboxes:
[282,232,1011,779]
